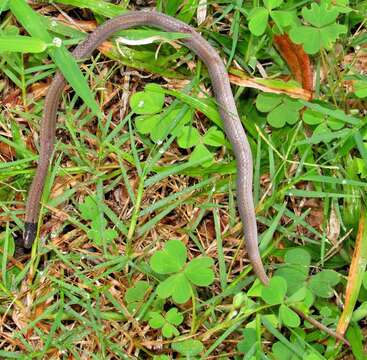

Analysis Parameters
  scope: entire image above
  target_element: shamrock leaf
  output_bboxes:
[355,80,367,98]
[279,304,300,328]
[150,240,215,304]
[248,7,269,36]
[302,109,345,144]
[79,195,118,246]
[256,93,303,128]
[184,257,215,286]
[149,308,183,338]
[237,328,257,353]
[172,339,204,357]
[177,126,200,149]
[136,107,192,143]
[289,2,347,54]
[309,269,340,298]
[150,240,187,274]
[203,127,226,147]
[275,248,310,295]
[124,281,151,314]
[261,276,287,305]
[189,143,213,167]
[130,84,165,114]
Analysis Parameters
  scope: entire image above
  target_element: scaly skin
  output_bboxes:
[24,10,269,285]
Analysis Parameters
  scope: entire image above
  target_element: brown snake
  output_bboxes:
[24,11,269,285]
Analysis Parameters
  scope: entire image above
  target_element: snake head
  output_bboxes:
[23,222,37,249]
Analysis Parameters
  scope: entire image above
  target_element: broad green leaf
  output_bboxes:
[189,143,213,167]
[286,286,307,303]
[162,323,179,338]
[355,80,367,98]
[0,35,47,53]
[177,126,200,149]
[203,127,226,147]
[272,341,295,360]
[289,3,347,54]
[165,308,183,325]
[135,114,161,134]
[149,312,165,329]
[264,0,283,10]
[279,304,300,328]
[237,328,257,353]
[303,109,324,125]
[172,339,204,356]
[302,2,339,27]
[125,281,150,304]
[256,93,282,112]
[261,276,287,305]
[184,257,215,286]
[157,273,192,304]
[130,87,165,114]
[150,240,187,274]
[284,248,311,267]
[309,269,340,298]
[248,7,269,36]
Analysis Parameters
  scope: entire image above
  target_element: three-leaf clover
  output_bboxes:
[260,276,302,328]
[150,240,215,304]
[133,84,224,168]
[302,109,345,143]
[149,308,183,338]
[79,195,118,246]
[289,2,347,54]
[256,93,303,128]
[248,0,296,36]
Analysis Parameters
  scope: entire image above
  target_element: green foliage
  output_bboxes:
[171,339,204,356]
[132,84,224,167]
[354,80,367,98]
[237,328,257,353]
[248,0,296,36]
[0,35,47,53]
[256,93,303,128]
[79,195,118,246]
[289,2,347,54]
[150,240,214,303]
[149,308,184,338]
[309,270,340,298]
[124,281,151,314]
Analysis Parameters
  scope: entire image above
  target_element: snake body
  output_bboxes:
[24,11,269,285]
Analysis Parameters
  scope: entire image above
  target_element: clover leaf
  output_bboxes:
[172,339,204,357]
[279,304,300,328]
[150,240,215,304]
[177,126,200,149]
[203,127,226,147]
[355,80,367,98]
[124,281,151,314]
[237,328,257,353]
[275,248,310,295]
[79,195,118,246]
[261,276,287,305]
[309,269,340,298]
[130,85,165,114]
[150,239,187,274]
[149,308,183,338]
[189,143,213,168]
[302,109,345,144]
[256,93,303,128]
[248,0,296,36]
[289,2,347,54]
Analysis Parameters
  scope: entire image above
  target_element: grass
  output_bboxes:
[0,0,367,359]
